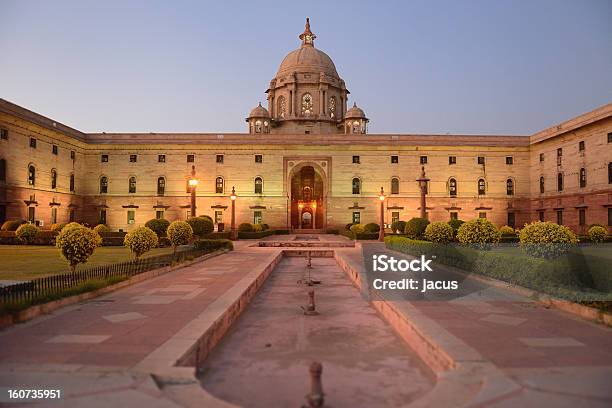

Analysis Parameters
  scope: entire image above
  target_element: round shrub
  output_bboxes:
[145,218,170,237]
[447,219,465,236]
[499,225,515,235]
[124,226,159,258]
[519,221,578,259]
[395,220,407,234]
[456,218,501,249]
[588,225,607,244]
[364,223,380,233]
[187,217,213,236]
[424,222,454,243]
[261,223,270,231]
[1,219,26,231]
[199,215,214,223]
[345,223,354,231]
[63,222,83,231]
[167,221,193,252]
[238,223,254,232]
[350,224,365,234]
[93,224,110,235]
[56,225,102,272]
[404,217,430,239]
[50,223,67,232]
[15,224,39,244]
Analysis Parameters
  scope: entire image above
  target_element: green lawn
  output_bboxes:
[0,245,175,281]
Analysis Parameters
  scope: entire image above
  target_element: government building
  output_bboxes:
[1,19,611,234]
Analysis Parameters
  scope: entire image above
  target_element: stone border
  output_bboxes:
[0,249,229,329]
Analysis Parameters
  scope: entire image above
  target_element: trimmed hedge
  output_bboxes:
[238,223,254,232]
[364,223,380,233]
[201,231,231,240]
[187,217,214,236]
[238,230,274,239]
[274,229,290,235]
[340,230,379,240]
[1,220,26,231]
[194,238,234,251]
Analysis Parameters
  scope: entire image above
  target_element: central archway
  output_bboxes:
[289,164,326,230]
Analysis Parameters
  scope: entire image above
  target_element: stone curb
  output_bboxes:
[0,249,229,330]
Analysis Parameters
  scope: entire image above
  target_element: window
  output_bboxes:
[157,177,165,196]
[608,162,612,184]
[216,177,224,194]
[609,208,612,226]
[253,211,263,225]
[352,212,361,224]
[352,156,360,164]
[30,138,37,148]
[52,145,58,155]
[277,96,286,118]
[478,178,486,195]
[391,178,399,194]
[255,154,263,163]
[506,156,513,165]
[477,156,485,165]
[0,159,5,183]
[68,208,75,222]
[254,177,263,194]
[28,207,35,223]
[539,211,545,222]
[557,173,563,191]
[352,178,361,194]
[579,141,585,151]
[507,212,515,228]
[100,210,107,225]
[557,148,562,165]
[608,133,612,143]
[100,176,108,194]
[187,154,195,163]
[51,207,57,224]
[129,154,137,163]
[28,165,35,185]
[450,212,458,220]
[0,129,7,140]
[391,211,400,224]
[539,176,545,194]
[449,156,456,165]
[254,120,262,133]
[539,153,544,162]
[69,173,75,192]
[506,179,514,196]
[127,210,135,224]
[156,210,164,219]
[158,155,166,163]
[216,154,224,164]
[301,93,313,115]
[129,176,136,194]
[579,168,586,188]
[391,155,398,164]
[215,211,223,224]
[579,209,586,226]
[556,210,563,225]
[479,212,487,219]
[329,96,336,118]
[70,151,75,160]
[449,178,457,196]
[420,156,428,164]
[51,169,57,189]
[101,154,108,162]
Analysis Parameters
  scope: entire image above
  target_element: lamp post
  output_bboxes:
[378,186,385,242]
[188,165,198,217]
[230,186,237,240]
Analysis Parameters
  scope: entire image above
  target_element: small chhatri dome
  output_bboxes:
[248,102,270,118]
[345,102,367,119]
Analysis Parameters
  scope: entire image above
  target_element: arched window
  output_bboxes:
[100,176,108,194]
[216,177,224,194]
[301,93,313,115]
[579,168,586,188]
[263,120,269,133]
[129,176,136,194]
[557,173,563,191]
[28,165,36,186]
[255,120,262,133]
[0,159,5,183]
[506,178,514,196]
[69,173,75,192]
[329,96,336,118]
[478,178,486,195]
[157,177,165,196]
[277,96,286,118]
[352,121,360,133]
[449,178,457,196]
[352,178,361,194]
[51,169,57,189]
[539,176,544,194]
[391,177,399,195]
[254,177,263,194]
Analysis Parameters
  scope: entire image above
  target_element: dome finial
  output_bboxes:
[299,17,316,46]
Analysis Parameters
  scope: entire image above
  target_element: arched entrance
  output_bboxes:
[290,165,325,230]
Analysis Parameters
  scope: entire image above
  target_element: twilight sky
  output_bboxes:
[0,0,610,135]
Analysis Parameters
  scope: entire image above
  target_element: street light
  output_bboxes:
[378,186,385,242]
[189,165,198,217]
[230,186,237,240]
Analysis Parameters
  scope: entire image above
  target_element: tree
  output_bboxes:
[167,221,193,253]
[56,225,102,272]
[124,226,159,258]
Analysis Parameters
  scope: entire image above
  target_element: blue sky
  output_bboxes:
[0,0,610,134]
